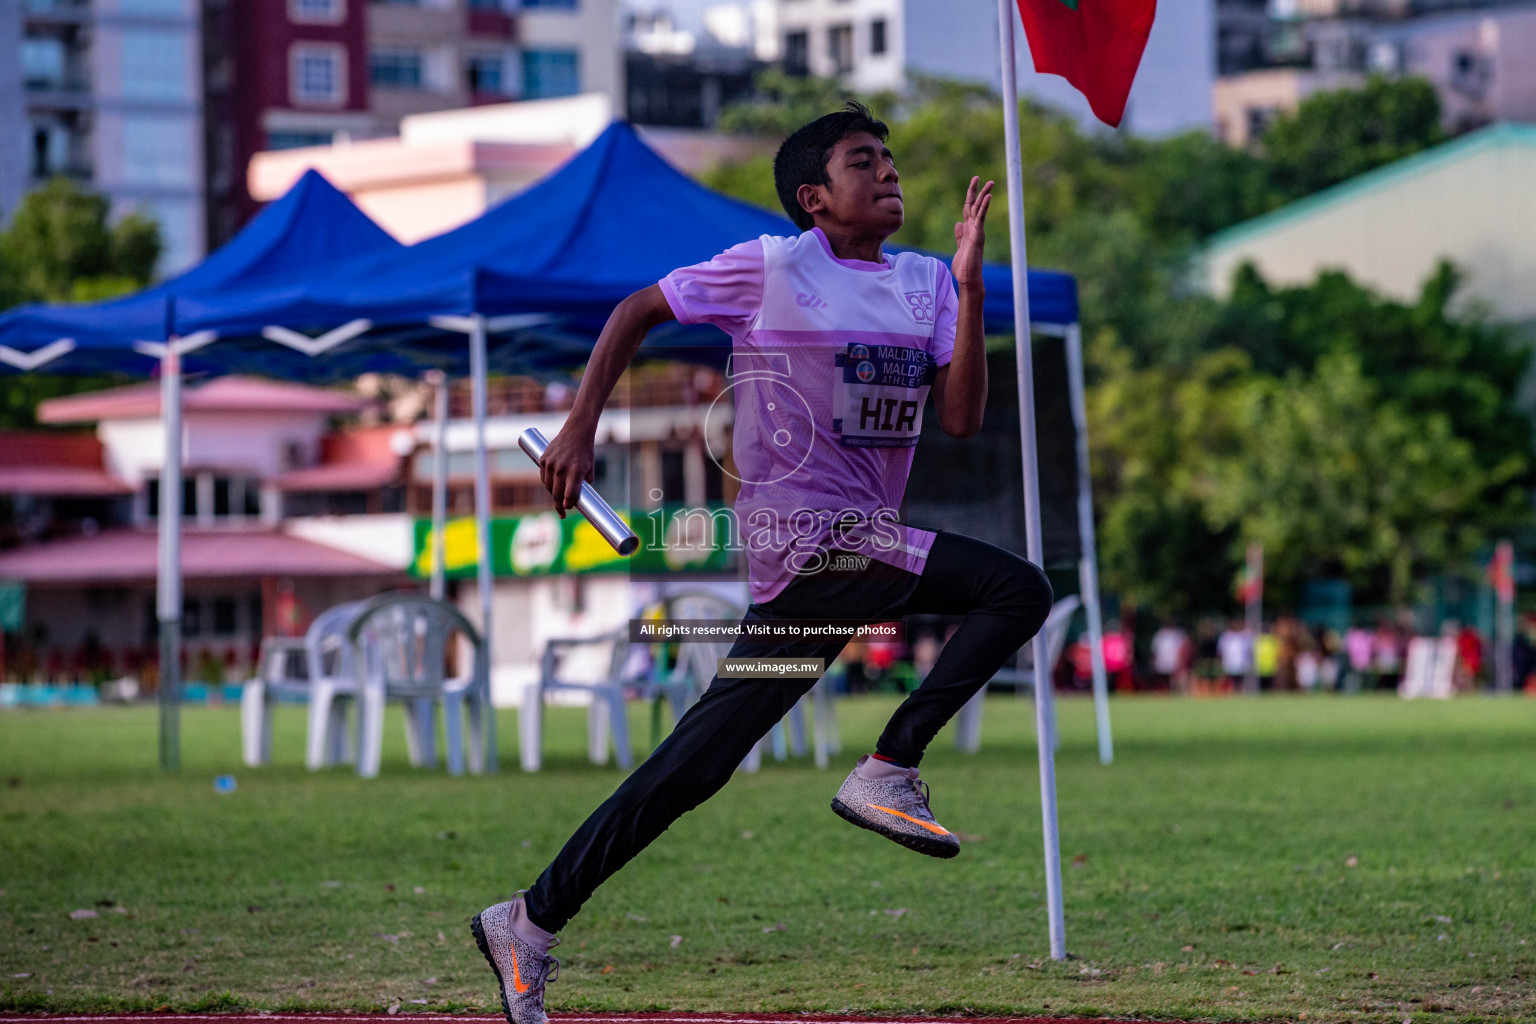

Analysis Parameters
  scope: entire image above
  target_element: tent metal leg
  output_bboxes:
[429,369,449,602]
[157,344,184,772]
[997,0,1066,961]
[1065,323,1113,765]
[469,315,498,772]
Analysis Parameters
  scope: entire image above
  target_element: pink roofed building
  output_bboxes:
[0,377,416,690]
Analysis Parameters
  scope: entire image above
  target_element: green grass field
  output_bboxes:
[1,693,1534,1022]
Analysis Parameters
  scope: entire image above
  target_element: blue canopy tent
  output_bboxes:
[0,170,404,770]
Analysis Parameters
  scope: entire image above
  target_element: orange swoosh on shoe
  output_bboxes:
[509,944,530,994]
[865,803,952,836]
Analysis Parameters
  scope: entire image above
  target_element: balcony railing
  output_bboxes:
[23,0,90,20]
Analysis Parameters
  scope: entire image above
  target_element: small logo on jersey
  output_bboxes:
[856,361,877,383]
[904,291,935,324]
[796,292,829,309]
[848,344,870,361]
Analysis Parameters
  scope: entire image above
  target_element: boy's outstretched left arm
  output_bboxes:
[931,175,994,440]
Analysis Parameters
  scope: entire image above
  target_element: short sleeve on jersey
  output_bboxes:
[659,239,765,338]
[930,261,959,367]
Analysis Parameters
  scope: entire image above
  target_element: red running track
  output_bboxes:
[0,1016,1203,1024]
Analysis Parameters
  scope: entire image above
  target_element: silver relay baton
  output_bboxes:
[518,427,640,556]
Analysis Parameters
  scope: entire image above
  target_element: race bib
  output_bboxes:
[832,343,937,448]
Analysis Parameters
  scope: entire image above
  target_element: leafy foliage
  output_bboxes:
[0,176,161,307]
[1205,352,1518,605]
[0,178,159,425]
[1261,75,1444,199]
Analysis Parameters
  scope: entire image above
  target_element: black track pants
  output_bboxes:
[524,530,1052,934]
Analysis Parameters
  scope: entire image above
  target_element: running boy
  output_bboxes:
[472,103,1053,1023]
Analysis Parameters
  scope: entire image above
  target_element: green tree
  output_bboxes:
[1121,129,1279,242]
[1259,75,1444,200]
[1203,352,1521,604]
[0,178,157,426]
[1208,262,1533,501]
[715,69,895,139]
[1086,345,1249,614]
[0,176,161,306]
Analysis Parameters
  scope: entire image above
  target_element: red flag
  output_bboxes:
[1489,540,1515,604]
[1016,0,1157,127]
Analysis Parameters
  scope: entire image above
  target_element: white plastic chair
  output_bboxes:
[738,674,841,772]
[955,594,1082,753]
[350,593,489,778]
[240,602,362,769]
[521,628,634,772]
[649,587,841,774]
[303,600,367,770]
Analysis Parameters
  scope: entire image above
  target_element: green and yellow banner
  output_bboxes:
[411,506,734,579]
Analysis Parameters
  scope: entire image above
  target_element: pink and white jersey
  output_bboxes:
[660,227,959,603]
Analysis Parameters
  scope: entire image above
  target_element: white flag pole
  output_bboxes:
[997,0,1067,961]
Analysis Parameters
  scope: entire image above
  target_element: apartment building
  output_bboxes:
[202,0,373,247]
[3,0,206,274]
[1214,0,1536,146]
[367,0,623,133]
[776,0,900,92]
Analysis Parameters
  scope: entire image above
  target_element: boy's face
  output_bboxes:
[798,131,903,238]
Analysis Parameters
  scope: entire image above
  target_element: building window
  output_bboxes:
[519,0,577,9]
[121,28,188,102]
[370,47,424,89]
[290,0,345,24]
[660,448,686,504]
[784,30,809,76]
[870,18,886,56]
[121,114,195,187]
[117,0,186,12]
[211,597,238,636]
[522,48,578,98]
[266,130,334,150]
[145,473,261,521]
[467,53,507,95]
[1245,105,1278,142]
[21,38,67,91]
[290,43,346,106]
[828,23,853,75]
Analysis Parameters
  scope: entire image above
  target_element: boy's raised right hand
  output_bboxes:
[539,422,596,518]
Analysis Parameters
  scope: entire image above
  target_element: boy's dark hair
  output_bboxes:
[773,101,890,231]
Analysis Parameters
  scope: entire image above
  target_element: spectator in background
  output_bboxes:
[1275,614,1304,691]
[1344,624,1374,691]
[1217,620,1252,693]
[1372,619,1403,690]
[1151,618,1189,693]
[1193,618,1222,695]
[1455,622,1485,691]
[1313,624,1342,690]
[1514,614,1536,692]
[1102,620,1134,693]
[1254,624,1279,690]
